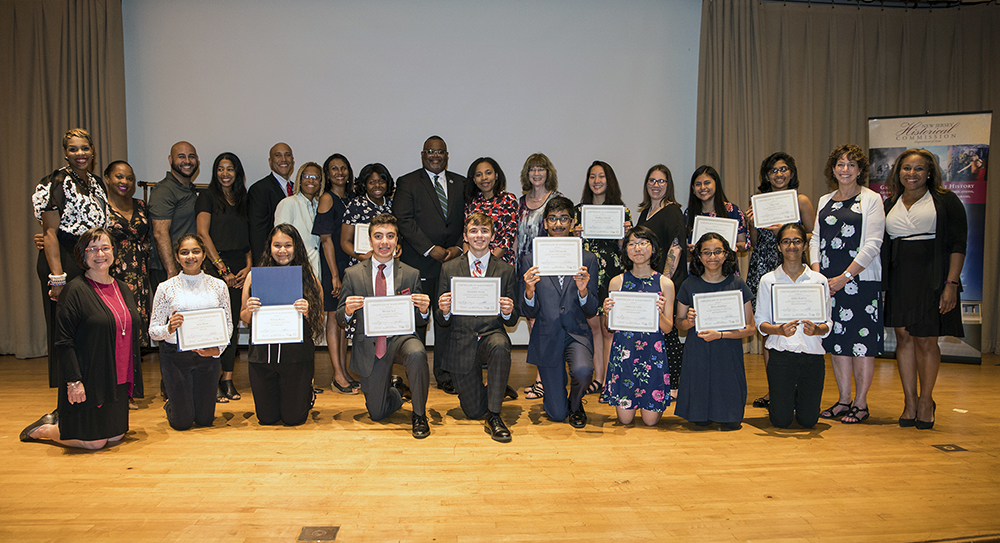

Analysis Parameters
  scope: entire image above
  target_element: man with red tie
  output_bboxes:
[248,142,295,263]
[336,213,432,438]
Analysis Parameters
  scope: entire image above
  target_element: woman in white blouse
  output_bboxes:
[149,234,233,431]
[275,162,324,277]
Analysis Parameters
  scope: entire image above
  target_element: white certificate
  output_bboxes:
[581,205,626,239]
[771,283,828,323]
[608,291,660,333]
[693,290,746,332]
[450,277,501,316]
[532,237,583,276]
[751,190,801,229]
[251,305,304,344]
[363,295,415,337]
[354,223,371,254]
[177,307,230,351]
[692,216,739,249]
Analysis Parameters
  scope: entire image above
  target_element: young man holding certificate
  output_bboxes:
[435,212,519,442]
[520,196,600,428]
[336,214,433,439]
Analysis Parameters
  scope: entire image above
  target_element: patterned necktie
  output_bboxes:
[375,264,387,358]
[474,260,483,277]
[286,181,293,197]
[434,174,448,218]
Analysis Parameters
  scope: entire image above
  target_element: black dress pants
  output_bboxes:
[766,349,826,429]
[160,342,220,431]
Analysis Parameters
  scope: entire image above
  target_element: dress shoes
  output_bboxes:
[20,412,57,442]
[568,409,588,429]
[437,380,457,395]
[391,375,411,401]
[412,413,430,439]
[484,414,512,443]
[503,385,518,401]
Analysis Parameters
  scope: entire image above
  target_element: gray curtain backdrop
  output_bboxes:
[696,0,1000,354]
[0,0,128,358]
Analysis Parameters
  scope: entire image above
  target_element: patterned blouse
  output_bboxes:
[343,195,393,267]
[465,191,519,266]
[32,167,108,238]
[107,199,151,346]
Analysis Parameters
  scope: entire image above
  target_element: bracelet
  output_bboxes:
[67,381,81,388]
[48,278,66,286]
[212,258,223,265]
[48,273,67,281]
[945,280,959,286]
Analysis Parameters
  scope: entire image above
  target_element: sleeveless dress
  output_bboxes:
[817,195,883,357]
[603,271,669,412]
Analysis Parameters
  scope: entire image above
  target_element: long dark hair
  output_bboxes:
[757,152,800,193]
[620,225,663,272]
[639,164,677,212]
[354,163,395,201]
[580,161,624,205]
[208,152,248,215]
[322,153,354,197]
[777,223,809,265]
[465,157,507,201]
[689,232,738,277]
[258,224,324,340]
[686,165,731,234]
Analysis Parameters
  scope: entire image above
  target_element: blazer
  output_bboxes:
[518,250,600,368]
[433,254,520,374]
[809,186,885,282]
[248,173,287,264]
[393,169,467,279]
[336,258,428,378]
[880,189,967,290]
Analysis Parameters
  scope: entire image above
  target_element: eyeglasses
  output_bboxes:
[779,238,804,247]
[700,249,725,257]
[627,240,651,249]
[529,167,547,174]
[422,149,446,156]
[545,216,572,224]
[301,174,320,181]
[85,246,113,254]
[769,166,790,175]
[647,178,668,186]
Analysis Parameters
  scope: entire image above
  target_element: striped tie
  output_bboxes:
[434,174,448,218]
[474,260,483,277]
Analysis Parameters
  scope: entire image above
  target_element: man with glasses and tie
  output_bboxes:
[248,143,295,262]
[435,212,520,442]
[337,213,432,438]
[393,136,467,395]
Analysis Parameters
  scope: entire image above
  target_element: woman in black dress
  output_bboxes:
[20,228,142,449]
[882,149,967,430]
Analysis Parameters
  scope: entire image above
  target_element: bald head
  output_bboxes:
[169,141,199,182]
[269,143,294,179]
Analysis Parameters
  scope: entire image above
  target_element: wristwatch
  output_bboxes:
[843,271,853,280]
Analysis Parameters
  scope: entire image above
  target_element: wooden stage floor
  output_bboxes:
[2,350,999,542]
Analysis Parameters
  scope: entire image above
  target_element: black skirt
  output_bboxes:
[885,239,964,338]
[58,383,130,441]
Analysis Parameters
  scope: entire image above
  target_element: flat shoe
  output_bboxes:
[20,412,57,442]
[752,396,769,409]
[333,380,359,395]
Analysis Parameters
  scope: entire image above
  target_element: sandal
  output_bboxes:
[752,396,769,409]
[333,380,360,395]
[585,379,603,395]
[841,405,870,424]
[524,380,544,400]
[219,379,241,401]
[819,401,851,419]
[216,388,229,403]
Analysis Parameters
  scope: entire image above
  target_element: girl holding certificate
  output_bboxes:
[810,144,884,425]
[882,149,967,430]
[149,234,232,431]
[602,226,674,426]
[744,153,816,410]
[674,233,755,430]
[240,224,324,426]
[684,165,748,252]
[753,223,830,429]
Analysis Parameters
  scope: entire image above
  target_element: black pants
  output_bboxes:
[416,275,451,384]
[451,333,512,419]
[159,342,220,431]
[537,340,593,422]
[766,349,826,429]
[360,337,428,421]
[248,358,314,426]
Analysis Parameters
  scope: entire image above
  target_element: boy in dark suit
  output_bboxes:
[520,196,599,428]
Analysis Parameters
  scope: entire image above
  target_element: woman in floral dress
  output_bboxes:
[464,157,518,266]
[103,161,151,351]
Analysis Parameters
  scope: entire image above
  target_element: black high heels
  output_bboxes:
[915,401,936,430]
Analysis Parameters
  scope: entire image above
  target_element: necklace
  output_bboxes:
[90,278,128,336]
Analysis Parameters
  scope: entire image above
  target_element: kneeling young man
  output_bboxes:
[520,196,599,428]
[436,212,519,442]
[336,213,433,438]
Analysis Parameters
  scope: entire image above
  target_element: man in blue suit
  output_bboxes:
[520,196,599,428]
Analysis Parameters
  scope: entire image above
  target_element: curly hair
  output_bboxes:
[824,144,870,189]
[689,232,738,277]
[519,153,558,193]
[886,148,947,200]
[354,163,394,201]
[620,225,663,272]
[757,152,800,193]
[258,224,325,340]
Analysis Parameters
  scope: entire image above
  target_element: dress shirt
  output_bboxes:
[370,258,396,294]
[426,169,448,200]
[754,265,831,355]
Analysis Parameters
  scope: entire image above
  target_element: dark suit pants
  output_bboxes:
[537,339,593,422]
[766,349,826,429]
[360,337,428,420]
[452,333,512,419]
[248,358,314,426]
[419,275,451,384]
[160,342,220,431]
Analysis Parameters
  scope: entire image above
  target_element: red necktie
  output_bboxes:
[474,260,483,277]
[375,263,387,358]
[286,182,293,197]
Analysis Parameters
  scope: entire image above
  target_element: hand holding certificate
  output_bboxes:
[177,307,230,351]
[450,277,501,316]
[692,216,739,249]
[532,237,582,276]
[692,290,746,332]
[363,295,416,336]
[580,205,626,239]
[751,190,801,229]
[248,265,306,344]
[607,291,660,332]
[771,283,828,324]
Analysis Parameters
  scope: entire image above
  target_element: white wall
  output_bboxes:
[122,0,701,210]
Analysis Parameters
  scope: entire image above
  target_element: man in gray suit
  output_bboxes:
[336,213,432,438]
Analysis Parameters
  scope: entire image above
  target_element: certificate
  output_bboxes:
[532,237,582,276]
[693,290,746,332]
[450,277,501,316]
[580,205,626,239]
[607,291,660,333]
[751,190,801,229]
[251,305,304,344]
[354,223,371,254]
[692,216,739,249]
[364,295,415,337]
[177,307,230,351]
[771,283,828,323]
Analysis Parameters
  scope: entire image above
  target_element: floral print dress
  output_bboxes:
[603,271,669,412]
[466,191,519,266]
[817,195,883,357]
[107,199,151,347]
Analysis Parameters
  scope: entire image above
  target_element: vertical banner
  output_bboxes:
[869,111,991,360]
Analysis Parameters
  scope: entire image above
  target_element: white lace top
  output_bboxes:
[149,271,233,348]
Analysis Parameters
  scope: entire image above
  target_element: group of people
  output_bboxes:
[20,129,967,449]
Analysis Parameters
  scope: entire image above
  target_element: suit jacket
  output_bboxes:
[336,258,428,378]
[519,250,600,368]
[433,253,519,373]
[248,173,287,264]
[393,169,466,279]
